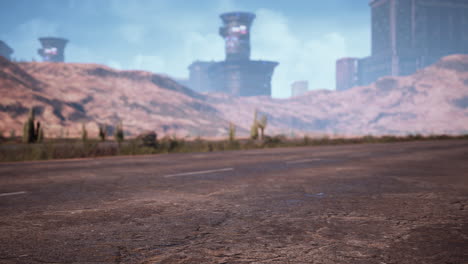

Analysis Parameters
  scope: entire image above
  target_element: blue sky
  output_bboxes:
[0,0,371,98]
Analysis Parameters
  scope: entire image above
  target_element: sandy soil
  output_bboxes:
[0,140,467,263]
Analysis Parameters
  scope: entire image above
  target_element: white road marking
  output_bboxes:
[163,168,234,178]
[0,191,27,197]
[286,158,323,164]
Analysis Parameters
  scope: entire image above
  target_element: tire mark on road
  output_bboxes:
[163,168,234,178]
[286,158,323,164]
[0,191,27,197]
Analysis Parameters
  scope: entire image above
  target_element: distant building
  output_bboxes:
[187,12,278,97]
[336,58,358,91]
[38,37,68,62]
[338,0,468,87]
[291,81,309,97]
[220,12,255,62]
[0,40,13,60]
[188,61,218,92]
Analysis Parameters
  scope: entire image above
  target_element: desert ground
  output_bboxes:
[0,140,467,263]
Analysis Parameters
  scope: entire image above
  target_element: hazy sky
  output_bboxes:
[0,0,371,98]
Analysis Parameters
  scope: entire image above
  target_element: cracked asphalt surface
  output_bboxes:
[0,140,467,264]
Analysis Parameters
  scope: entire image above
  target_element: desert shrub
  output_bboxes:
[407,133,424,140]
[114,122,124,145]
[119,139,157,155]
[136,131,158,148]
[315,135,331,145]
[362,134,376,143]
[225,139,240,150]
[163,136,184,152]
[98,124,107,141]
[380,135,398,142]
[207,143,214,152]
[263,135,286,147]
[429,134,450,140]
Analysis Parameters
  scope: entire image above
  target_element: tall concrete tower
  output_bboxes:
[37,37,68,62]
[358,0,468,86]
[219,12,256,61]
[188,11,278,97]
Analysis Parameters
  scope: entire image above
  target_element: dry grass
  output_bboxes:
[0,133,467,163]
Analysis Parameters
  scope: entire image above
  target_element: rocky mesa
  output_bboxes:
[211,54,468,136]
[0,56,231,138]
[1,54,468,138]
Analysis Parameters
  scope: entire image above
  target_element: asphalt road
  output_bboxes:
[0,140,467,264]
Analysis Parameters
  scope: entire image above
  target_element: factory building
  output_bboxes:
[291,81,309,97]
[337,0,468,90]
[188,61,218,93]
[188,12,278,97]
[37,37,68,62]
[0,40,13,60]
[336,58,358,91]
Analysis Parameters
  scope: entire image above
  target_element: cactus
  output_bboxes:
[37,126,44,143]
[250,123,258,140]
[21,108,45,143]
[59,127,64,139]
[98,124,107,142]
[23,108,37,143]
[23,123,27,143]
[114,122,124,145]
[81,123,88,142]
[228,122,236,142]
[35,121,41,142]
[250,110,259,140]
[257,115,268,140]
